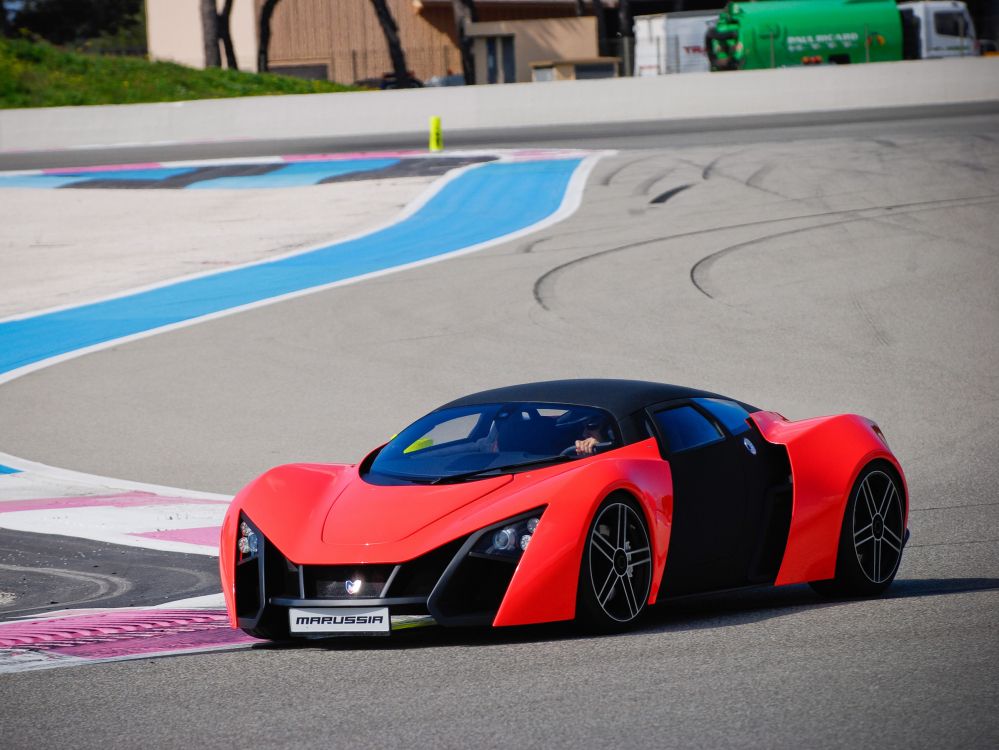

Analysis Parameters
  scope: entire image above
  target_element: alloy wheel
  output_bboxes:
[852,469,905,584]
[588,502,652,623]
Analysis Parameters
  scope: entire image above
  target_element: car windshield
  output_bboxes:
[367,402,620,484]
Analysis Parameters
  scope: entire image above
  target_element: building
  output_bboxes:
[145,0,604,84]
[146,0,259,70]
[467,16,607,83]
[150,0,998,84]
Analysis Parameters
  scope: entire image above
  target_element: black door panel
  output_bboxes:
[739,426,793,583]
[652,403,794,596]
[652,404,748,596]
[660,439,748,595]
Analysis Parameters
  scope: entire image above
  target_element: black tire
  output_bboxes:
[810,461,906,598]
[242,605,290,641]
[576,495,653,633]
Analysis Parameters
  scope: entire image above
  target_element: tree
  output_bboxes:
[369,0,414,87]
[591,0,610,57]
[201,0,221,67]
[258,0,284,73]
[217,0,237,69]
[617,0,634,75]
[12,0,141,45]
[451,0,477,84]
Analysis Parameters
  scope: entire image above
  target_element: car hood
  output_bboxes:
[321,473,514,544]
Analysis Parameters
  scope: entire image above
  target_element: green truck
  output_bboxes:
[707,0,978,71]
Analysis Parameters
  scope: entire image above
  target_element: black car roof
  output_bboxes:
[439,379,747,421]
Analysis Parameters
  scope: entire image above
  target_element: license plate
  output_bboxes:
[288,606,390,635]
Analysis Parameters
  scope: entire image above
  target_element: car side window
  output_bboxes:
[653,406,724,453]
[693,398,751,436]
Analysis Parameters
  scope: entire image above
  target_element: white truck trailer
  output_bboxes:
[634,10,721,76]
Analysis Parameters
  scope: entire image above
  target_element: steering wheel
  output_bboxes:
[559,441,614,457]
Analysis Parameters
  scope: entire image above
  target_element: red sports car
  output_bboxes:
[220,379,908,639]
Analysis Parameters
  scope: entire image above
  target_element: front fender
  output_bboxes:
[493,438,672,627]
[219,462,353,627]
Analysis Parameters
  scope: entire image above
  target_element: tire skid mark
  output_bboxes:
[599,157,646,186]
[852,295,893,347]
[0,563,132,614]
[632,169,675,196]
[746,162,777,191]
[874,209,997,255]
[702,154,725,180]
[689,194,999,299]
[650,184,693,205]
[534,193,999,311]
[680,152,787,198]
[910,501,999,512]
[519,237,552,254]
[691,215,867,300]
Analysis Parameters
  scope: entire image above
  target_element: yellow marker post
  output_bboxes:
[429,115,443,152]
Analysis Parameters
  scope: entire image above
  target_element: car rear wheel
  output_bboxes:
[810,461,906,598]
[577,496,653,632]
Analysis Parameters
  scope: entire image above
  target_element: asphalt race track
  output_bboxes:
[1,111,998,747]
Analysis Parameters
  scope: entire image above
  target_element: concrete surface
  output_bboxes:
[0,113,996,748]
[0,177,433,318]
[1,57,996,152]
[1,103,996,172]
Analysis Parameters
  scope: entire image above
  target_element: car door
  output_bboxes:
[651,402,750,596]
[692,398,793,584]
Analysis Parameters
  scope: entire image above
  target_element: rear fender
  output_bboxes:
[750,411,907,585]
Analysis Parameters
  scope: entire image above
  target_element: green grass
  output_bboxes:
[0,37,363,109]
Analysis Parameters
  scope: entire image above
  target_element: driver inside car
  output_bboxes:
[575,417,606,455]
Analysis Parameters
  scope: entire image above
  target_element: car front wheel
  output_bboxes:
[577,496,653,632]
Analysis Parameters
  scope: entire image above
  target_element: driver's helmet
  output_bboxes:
[583,416,606,441]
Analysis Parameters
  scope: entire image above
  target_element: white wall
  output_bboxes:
[1,57,997,152]
[145,0,258,71]
[146,0,205,68]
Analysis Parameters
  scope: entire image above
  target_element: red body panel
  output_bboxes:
[219,409,907,630]
[750,411,908,585]
[493,439,672,626]
[220,439,673,628]
[321,475,516,544]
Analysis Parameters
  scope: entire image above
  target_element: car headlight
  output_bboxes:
[471,508,546,560]
[237,515,260,562]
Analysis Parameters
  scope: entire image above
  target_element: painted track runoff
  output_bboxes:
[0,151,594,377]
[0,148,601,673]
